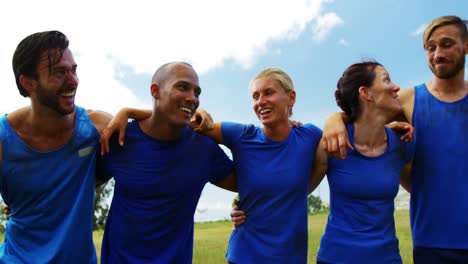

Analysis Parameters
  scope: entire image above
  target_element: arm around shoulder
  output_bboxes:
[87,110,113,135]
[309,139,328,194]
[397,87,415,124]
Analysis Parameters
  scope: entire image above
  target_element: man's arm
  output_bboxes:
[400,159,413,193]
[309,139,328,194]
[397,87,415,124]
[99,108,152,155]
[87,110,114,186]
[213,173,237,192]
[190,109,224,144]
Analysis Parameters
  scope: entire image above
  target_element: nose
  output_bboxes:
[186,89,199,105]
[393,84,400,93]
[65,71,79,87]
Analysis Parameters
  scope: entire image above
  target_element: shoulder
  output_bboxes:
[399,87,415,106]
[4,106,30,129]
[86,109,113,135]
[398,87,416,122]
[221,121,258,136]
[295,123,323,138]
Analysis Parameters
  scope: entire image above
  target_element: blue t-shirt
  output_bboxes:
[317,124,414,264]
[99,121,233,264]
[0,106,98,264]
[411,83,468,248]
[223,122,322,264]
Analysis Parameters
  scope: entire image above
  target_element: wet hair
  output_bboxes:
[12,30,69,97]
[250,68,295,116]
[335,61,382,122]
[423,15,468,49]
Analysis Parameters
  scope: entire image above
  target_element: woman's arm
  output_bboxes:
[309,138,328,194]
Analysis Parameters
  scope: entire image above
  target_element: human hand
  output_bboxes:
[322,113,353,159]
[100,109,131,155]
[190,108,214,133]
[387,122,414,142]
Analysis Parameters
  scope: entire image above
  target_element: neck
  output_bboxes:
[140,113,184,141]
[262,122,291,141]
[28,103,75,136]
[353,111,388,147]
[429,69,467,98]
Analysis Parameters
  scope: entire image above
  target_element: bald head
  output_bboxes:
[151,62,194,86]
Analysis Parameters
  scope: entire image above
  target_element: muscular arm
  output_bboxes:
[87,110,114,186]
[309,139,328,194]
[213,172,237,192]
[397,87,415,124]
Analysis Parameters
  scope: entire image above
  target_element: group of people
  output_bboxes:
[0,15,466,264]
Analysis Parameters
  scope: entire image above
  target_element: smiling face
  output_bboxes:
[250,76,294,128]
[366,66,401,116]
[425,24,467,79]
[154,63,201,128]
[32,48,78,115]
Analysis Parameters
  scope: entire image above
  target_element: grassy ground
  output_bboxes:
[192,209,413,263]
[2,210,413,263]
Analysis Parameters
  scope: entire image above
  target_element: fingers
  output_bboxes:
[119,126,126,146]
[99,128,111,156]
[400,125,414,142]
[3,205,10,221]
[230,209,246,228]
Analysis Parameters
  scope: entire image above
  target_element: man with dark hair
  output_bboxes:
[323,15,468,263]
[0,30,112,263]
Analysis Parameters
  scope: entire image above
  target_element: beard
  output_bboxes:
[36,83,75,115]
[429,53,466,79]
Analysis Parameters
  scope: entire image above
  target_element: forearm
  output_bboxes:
[122,107,152,121]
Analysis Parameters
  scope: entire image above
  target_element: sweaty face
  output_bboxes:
[34,48,78,115]
[157,64,201,128]
[251,77,293,127]
[425,24,467,79]
[368,66,401,118]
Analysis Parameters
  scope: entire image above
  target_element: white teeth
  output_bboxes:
[259,109,271,114]
[180,107,192,114]
[61,91,75,97]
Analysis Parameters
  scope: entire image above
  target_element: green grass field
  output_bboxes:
[191,209,413,263]
[2,210,413,263]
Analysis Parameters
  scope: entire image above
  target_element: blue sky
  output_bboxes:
[1,0,466,221]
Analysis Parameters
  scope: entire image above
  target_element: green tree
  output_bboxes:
[93,180,114,230]
[0,202,7,233]
[307,194,322,214]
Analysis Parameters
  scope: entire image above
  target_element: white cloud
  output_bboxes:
[311,12,343,41]
[411,23,427,36]
[0,0,335,114]
[338,38,349,46]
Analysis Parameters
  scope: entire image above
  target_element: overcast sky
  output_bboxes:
[1,0,466,221]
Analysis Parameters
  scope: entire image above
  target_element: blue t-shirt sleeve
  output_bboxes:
[208,143,234,184]
[302,123,323,148]
[221,121,246,149]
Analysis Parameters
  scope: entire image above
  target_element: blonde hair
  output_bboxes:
[250,68,295,116]
[423,15,468,48]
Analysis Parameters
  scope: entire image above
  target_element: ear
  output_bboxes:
[464,39,468,55]
[288,90,296,108]
[150,83,160,99]
[358,86,373,101]
[19,75,36,94]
